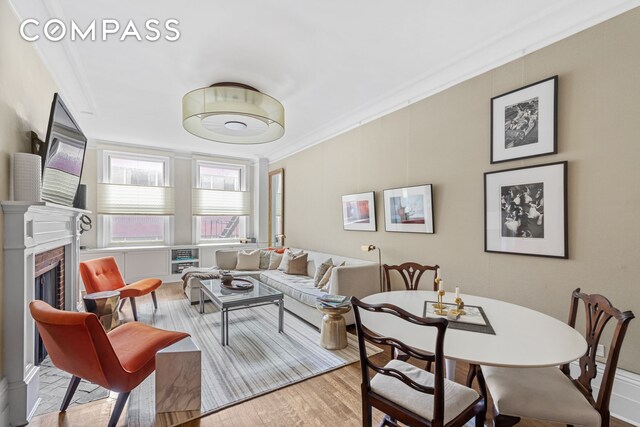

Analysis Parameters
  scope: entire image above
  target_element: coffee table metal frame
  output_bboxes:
[199,277,284,346]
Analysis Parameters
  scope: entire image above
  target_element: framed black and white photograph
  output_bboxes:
[491,75,558,164]
[383,184,434,233]
[485,161,567,258]
[342,191,377,231]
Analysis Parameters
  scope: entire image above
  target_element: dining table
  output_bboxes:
[360,290,587,381]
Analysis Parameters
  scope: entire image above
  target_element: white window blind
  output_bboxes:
[192,188,250,216]
[98,183,175,215]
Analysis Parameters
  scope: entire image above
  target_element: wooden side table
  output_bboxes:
[316,303,351,350]
[83,290,120,331]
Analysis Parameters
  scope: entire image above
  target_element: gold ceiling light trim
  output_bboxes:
[182,82,285,144]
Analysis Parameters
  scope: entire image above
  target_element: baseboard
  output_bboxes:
[0,377,8,427]
[570,362,640,425]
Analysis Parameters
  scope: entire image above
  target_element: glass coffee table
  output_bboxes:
[199,276,284,346]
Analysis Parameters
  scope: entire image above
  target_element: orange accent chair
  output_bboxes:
[80,256,162,321]
[30,300,189,427]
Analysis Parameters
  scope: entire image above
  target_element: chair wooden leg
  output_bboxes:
[130,298,138,321]
[60,375,81,412]
[108,391,130,427]
[362,401,372,427]
[494,412,521,427]
[118,299,126,312]
[475,409,486,427]
[151,290,158,309]
[466,363,478,387]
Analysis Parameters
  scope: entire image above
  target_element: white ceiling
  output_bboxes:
[9,0,640,162]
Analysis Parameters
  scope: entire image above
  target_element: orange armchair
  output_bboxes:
[30,300,189,427]
[80,256,162,321]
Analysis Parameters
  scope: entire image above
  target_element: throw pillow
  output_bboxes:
[286,253,308,275]
[277,249,303,271]
[313,258,333,286]
[268,252,283,270]
[317,265,333,289]
[258,250,271,270]
[235,250,260,270]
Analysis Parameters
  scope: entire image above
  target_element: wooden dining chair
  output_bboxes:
[383,262,440,292]
[478,288,634,427]
[351,296,485,427]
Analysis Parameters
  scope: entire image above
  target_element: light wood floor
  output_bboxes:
[30,283,634,427]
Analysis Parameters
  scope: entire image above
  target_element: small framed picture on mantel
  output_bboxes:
[491,75,558,164]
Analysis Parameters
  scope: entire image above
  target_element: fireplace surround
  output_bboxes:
[1,201,86,426]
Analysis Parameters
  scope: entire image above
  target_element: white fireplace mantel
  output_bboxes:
[1,201,88,426]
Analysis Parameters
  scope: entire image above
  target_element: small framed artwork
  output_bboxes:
[342,191,377,231]
[485,161,567,258]
[491,75,558,164]
[383,184,434,233]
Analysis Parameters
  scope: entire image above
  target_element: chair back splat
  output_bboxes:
[383,262,439,292]
[561,288,635,421]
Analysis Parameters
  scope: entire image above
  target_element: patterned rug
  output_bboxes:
[127,297,381,426]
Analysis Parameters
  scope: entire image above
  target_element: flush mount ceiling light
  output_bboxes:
[182,82,284,144]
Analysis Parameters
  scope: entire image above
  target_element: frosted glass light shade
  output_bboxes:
[192,188,250,216]
[183,84,284,144]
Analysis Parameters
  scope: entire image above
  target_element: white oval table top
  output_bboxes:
[360,291,587,368]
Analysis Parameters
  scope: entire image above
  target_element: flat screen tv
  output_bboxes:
[41,93,87,207]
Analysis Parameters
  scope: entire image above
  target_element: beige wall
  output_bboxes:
[0,0,58,376]
[272,9,640,373]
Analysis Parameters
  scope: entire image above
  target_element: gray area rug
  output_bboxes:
[127,297,381,426]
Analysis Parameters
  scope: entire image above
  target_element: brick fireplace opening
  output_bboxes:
[33,247,65,365]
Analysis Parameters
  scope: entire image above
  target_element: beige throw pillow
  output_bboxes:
[286,253,308,275]
[317,265,333,289]
[236,250,260,270]
[314,258,333,286]
[259,250,271,270]
[278,249,303,271]
[268,252,283,270]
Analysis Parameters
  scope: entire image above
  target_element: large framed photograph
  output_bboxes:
[383,184,434,234]
[342,191,377,231]
[491,75,558,164]
[485,161,567,258]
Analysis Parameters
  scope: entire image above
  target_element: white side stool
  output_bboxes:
[155,337,201,413]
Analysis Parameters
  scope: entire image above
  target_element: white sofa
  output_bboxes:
[184,248,381,328]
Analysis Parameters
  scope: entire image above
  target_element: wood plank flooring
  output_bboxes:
[30,283,634,427]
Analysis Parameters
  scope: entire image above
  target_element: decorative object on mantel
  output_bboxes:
[491,75,558,164]
[12,152,42,202]
[361,244,383,292]
[484,161,567,258]
[383,184,434,233]
[342,191,377,231]
[182,82,285,144]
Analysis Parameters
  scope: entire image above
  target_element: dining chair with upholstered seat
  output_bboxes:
[80,256,162,321]
[383,262,440,292]
[351,296,485,427]
[30,300,189,427]
[479,288,634,427]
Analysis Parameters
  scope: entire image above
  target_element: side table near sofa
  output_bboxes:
[316,303,351,350]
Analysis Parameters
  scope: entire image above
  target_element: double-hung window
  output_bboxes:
[98,152,174,246]
[192,161,249,242]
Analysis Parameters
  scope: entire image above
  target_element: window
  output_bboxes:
[193,161,248,242]
[99,152,172,246]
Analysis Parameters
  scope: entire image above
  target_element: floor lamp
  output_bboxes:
[361,245,383,292]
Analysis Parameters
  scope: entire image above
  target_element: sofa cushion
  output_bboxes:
[314,258,333,286]
[259,270,324,307]
[278,249,303,271]
[236,250,260,270]
[268,252,283,269]
[258,250,271,270]
[286,253,308,275]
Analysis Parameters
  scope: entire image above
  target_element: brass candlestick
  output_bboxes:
[434,289,448,315]
[449,297,466,316]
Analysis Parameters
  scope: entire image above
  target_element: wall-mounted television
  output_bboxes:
[41,94,87,207]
